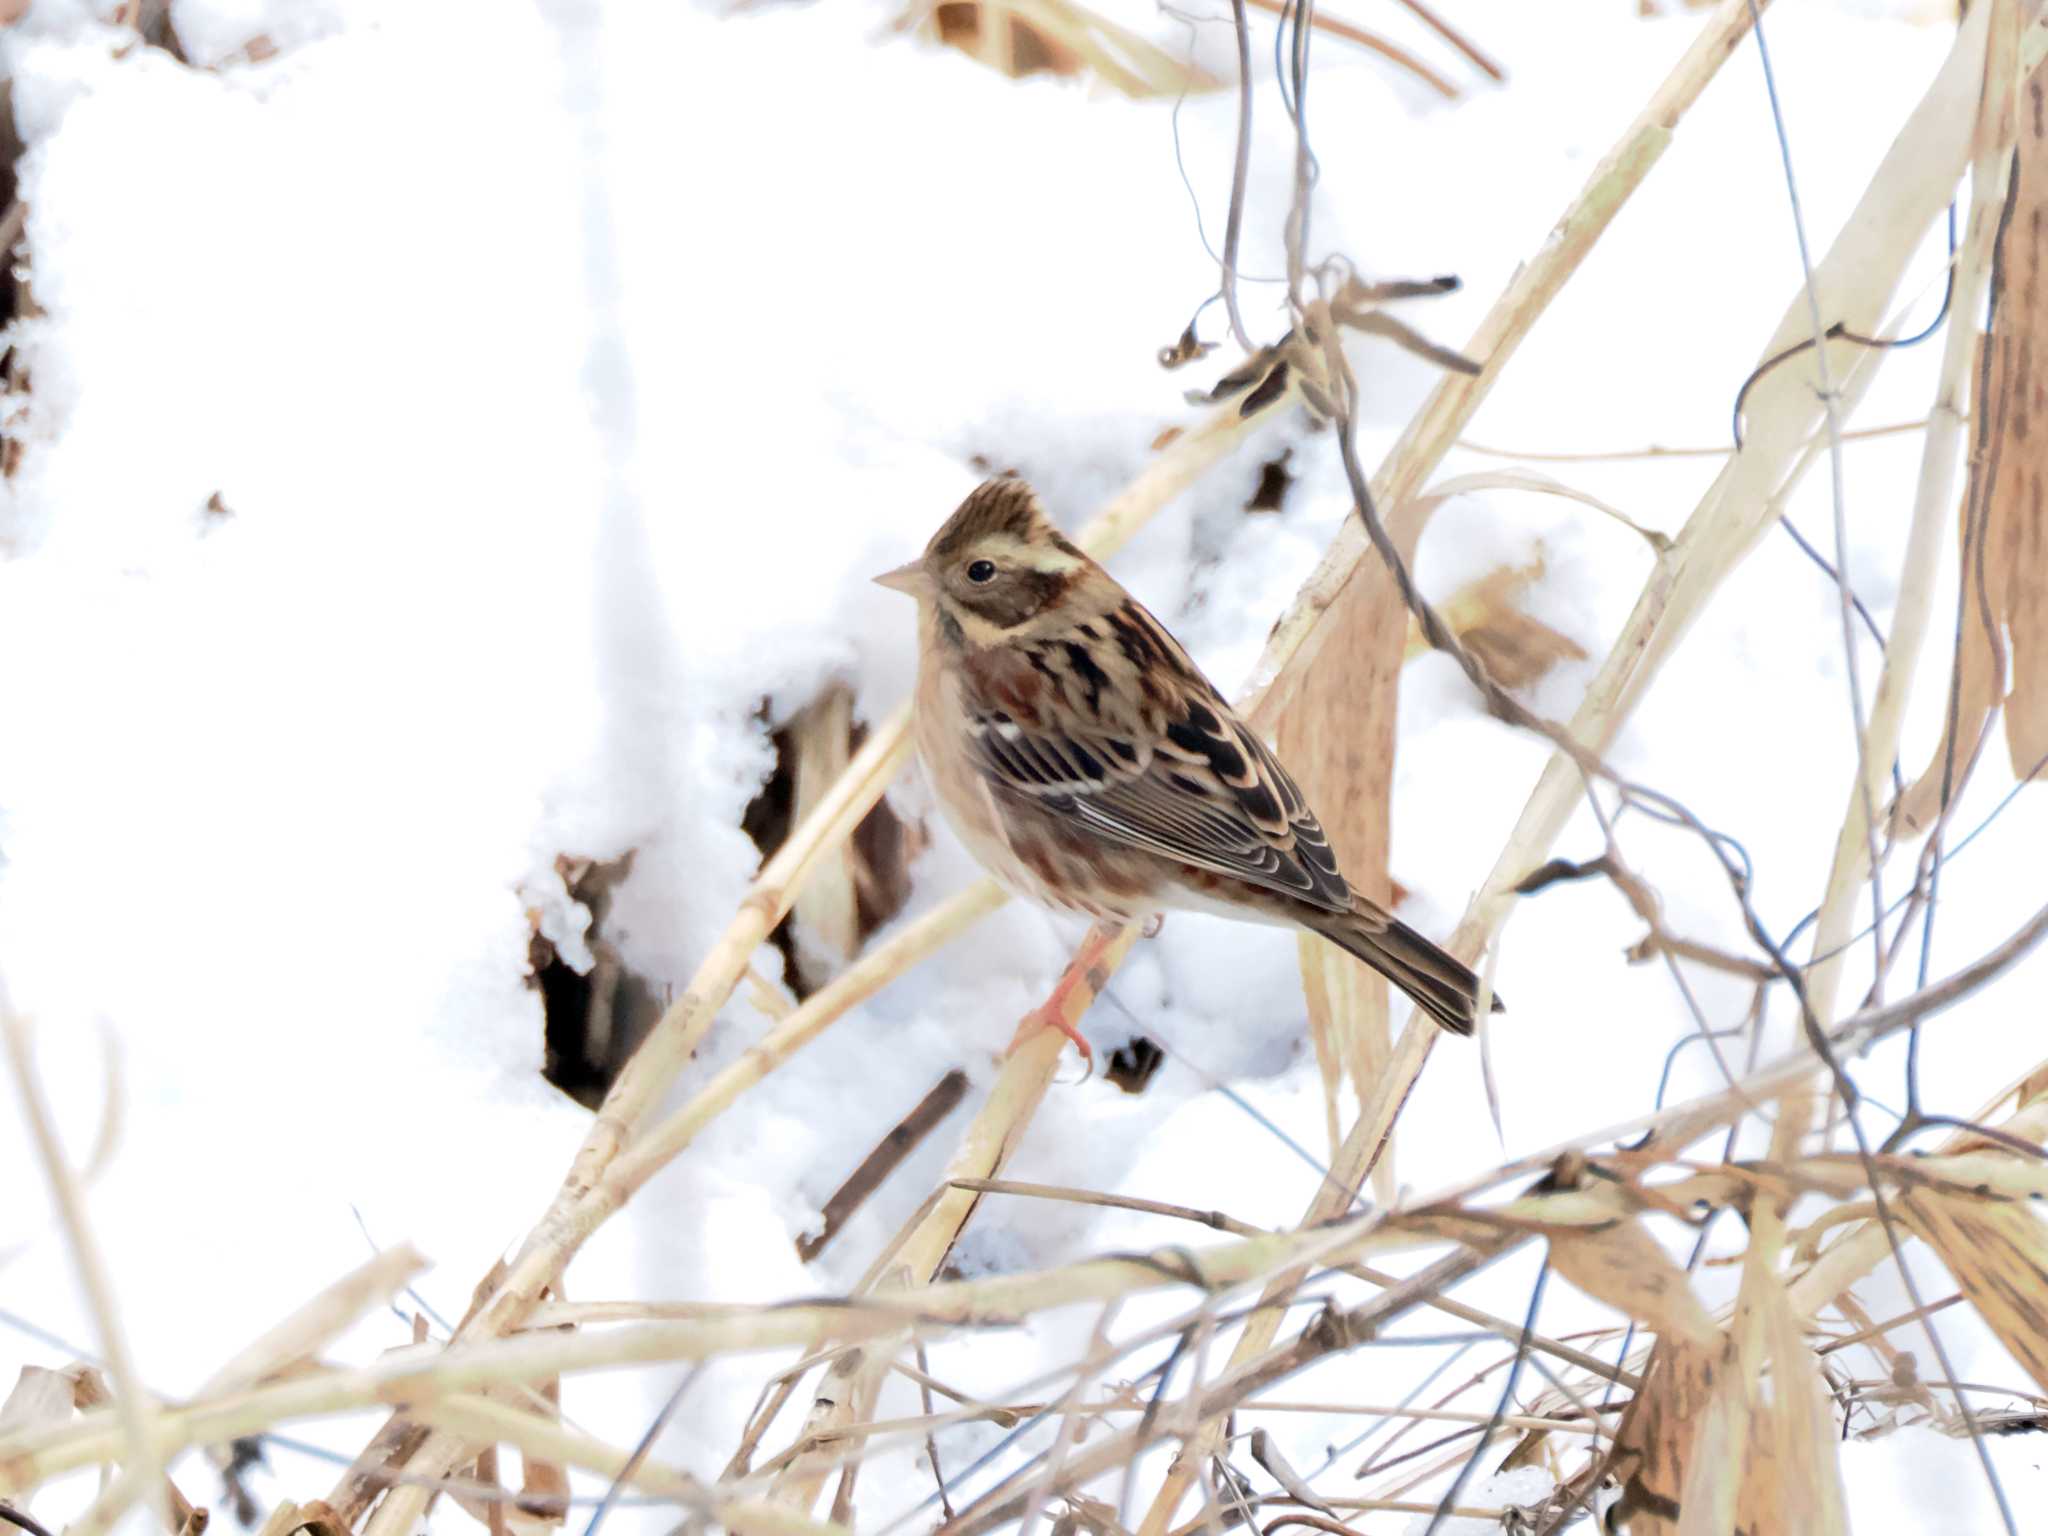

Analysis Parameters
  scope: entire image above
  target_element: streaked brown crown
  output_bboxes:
[926,474,1053,560]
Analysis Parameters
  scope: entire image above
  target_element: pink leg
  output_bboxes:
[1006,922,1120,1064]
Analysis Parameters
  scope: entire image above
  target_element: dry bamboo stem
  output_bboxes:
[406,1394,701,1502]
[1136,3,1773,1526]
[1790,0,2021,1138]
[351,392,1284,1536]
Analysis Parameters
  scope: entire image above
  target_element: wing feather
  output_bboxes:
[962,599,1350,915]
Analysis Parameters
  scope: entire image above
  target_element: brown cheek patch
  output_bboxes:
[966,573,1081,630]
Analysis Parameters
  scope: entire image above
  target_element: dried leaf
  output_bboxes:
[1400,554,1589,690]
[518,1377,571,1525]
[1898,1177,2048,1394]
[1674,1341,1746,1536]
[0,1365,74,1434]
[1610,1337,1728,1535]
[1248,1428,1332,1516]
[916,0,1219,96]
[790,684,862,971]
[1262,492,1437,1203]
[1898,62,2048,829]
[1743,1254,1848,1536]
[1538,1212,1719,1350]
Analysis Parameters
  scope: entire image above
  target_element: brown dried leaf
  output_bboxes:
[1675,1343,1746,1536]
[1460,606,1590,692]
[920,0,1219,96]
[1898,63,2048,830]
[1610,1337,1728,1535]
[1400,553,1590,691]
[1734,1242,1848,1536]
[1262,494,1437,1204]
[517,1377,571,1526]
[1536,1211,1719,1350]
[1898,1177,2048,1394]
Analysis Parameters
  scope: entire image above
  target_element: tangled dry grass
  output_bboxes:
[7,0,2048,1534]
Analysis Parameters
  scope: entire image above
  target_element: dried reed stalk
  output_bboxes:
[1786,0,2023,1160]
[405,1395,699,1504]
[202,1248,431,1399]
[908,0,1219,97]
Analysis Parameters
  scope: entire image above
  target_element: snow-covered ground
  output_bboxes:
[3,1,2044,1531]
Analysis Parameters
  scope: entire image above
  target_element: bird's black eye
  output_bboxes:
[966,559,997,584]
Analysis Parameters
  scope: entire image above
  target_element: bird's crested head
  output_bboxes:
[874,475,1096,644]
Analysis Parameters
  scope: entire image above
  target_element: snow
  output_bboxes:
[2,0,2045,1532]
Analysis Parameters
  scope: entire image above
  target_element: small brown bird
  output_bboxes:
[876,475,1497,1060]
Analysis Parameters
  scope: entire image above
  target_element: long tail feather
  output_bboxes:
[1305,897,1499,1037]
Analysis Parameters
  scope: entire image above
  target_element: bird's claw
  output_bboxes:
[1007,1005,1094,1066]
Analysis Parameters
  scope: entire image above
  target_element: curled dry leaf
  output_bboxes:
[1896,65,2048,833]
[1400,553,1589,691]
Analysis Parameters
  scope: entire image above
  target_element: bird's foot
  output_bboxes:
[1006,1005,1093,1065]
[1141,912,1165,939]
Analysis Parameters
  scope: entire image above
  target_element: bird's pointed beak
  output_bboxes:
[873,560,931,596]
